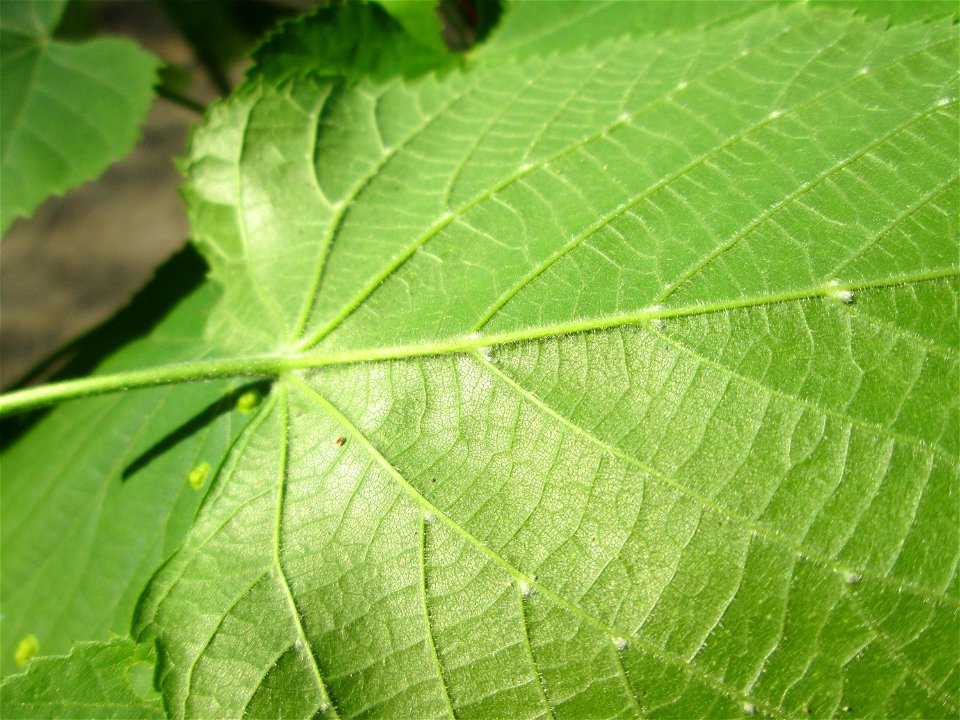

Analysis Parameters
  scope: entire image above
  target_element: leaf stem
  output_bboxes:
[0,356,288,418]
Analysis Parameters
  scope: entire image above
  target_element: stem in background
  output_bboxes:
[0,357,289,418]
[156,84,207,115]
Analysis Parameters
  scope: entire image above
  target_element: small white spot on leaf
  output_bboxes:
[613,636,629,651]
[743,702,757,716]
[827,279,854,303]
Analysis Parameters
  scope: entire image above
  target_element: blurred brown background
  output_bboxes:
[0,0,299,387]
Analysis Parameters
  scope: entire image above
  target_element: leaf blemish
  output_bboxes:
[14,634,39,666]
[235,390,260,413]
[827,279,854,303]
[335,435,346,447]
[743,702,757,716]
[613,636,629,651]
[188,462,211,490]
[844,571,862,585]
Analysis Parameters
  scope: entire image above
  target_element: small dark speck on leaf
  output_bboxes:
[335,436,346,447]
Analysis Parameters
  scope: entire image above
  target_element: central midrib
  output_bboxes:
[2,270,956,419]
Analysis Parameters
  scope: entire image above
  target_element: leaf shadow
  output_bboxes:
[121,379,271,482]
[0,245,208,451]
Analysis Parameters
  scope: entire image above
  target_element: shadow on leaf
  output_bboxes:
[121,379,271,482]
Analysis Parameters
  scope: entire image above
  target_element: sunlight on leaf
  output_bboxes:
[1,2,957,718]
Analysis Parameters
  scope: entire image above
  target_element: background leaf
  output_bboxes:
[0,0,158,235]
[0,636,164,719]
[250,1,460,83]
[0,263,263,676]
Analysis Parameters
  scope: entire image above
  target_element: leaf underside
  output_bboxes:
[2,3,959,719]
[0,0,157,235]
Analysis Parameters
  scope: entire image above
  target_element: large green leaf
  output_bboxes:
[3,3,959,718]
[0,0,158,235]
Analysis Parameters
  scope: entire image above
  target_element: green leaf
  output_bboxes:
[378,0,448,52]
[4,3,959,718]
[476,0,773,59]
[477,0,959,61]
[250,1,459,83]
[0,0,158,235]
[0,636,164,719]
[0,265,262,677]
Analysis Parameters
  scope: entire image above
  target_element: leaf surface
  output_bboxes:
[0,636,164,719]
[0,0,158,235]
[0,270,262,677]
[4,4,960,718]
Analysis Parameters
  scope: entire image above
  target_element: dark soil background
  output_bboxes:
[0,1,258,388]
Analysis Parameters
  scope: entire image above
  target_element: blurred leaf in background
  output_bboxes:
[0,0,159,235]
